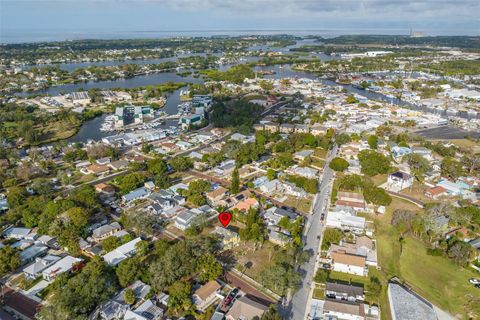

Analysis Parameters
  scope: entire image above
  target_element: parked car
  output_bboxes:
[469,278,480,285]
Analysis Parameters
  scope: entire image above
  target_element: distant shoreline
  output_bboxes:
[2,28,474,45]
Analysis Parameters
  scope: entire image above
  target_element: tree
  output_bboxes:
[358,150,391,176]
[391,209,416,235]
[441,157,464,180]
[116,257,141,287]
[363,185,392,206]
[258,262,301,296]
[366,276,382,298]
[149,239,215,292]
[0,246,21,276]
[168,156,194,172]
[261,305,282,320]
[313,269,330,283]
[338,174,364,191]
[404,153,429,181]
[116,172,146,194]
[196,254,223,282]
[345,95,359,104]
[266,169,277,181]
[124,288,135,305]
[154,172,171,189]
[259,80,274,91]
[447,241,475,266]
[38,257,119,319]
[102,236,121,252]
[135,240,149,256]
[183,179,211,206]
[360,81,371,89]
[147,157,168,175]
[461,152,480,174]
[335,133,352,146]
[322,228,344,250]
[231,167,240,194]
[6,186,26,208]
[69,185,99,209]
[329,157,349,172]
[240,207,267,246]
[167,281,193,316]
[367,135,378,149]
[121,209,156,236]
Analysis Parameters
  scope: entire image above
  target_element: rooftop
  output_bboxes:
[388,282,437,320]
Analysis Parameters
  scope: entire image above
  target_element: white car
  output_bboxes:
[469,278,480,285]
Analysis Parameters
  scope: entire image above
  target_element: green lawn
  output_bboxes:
[375,199,480,319]
[399,238,479,319]
[312,286,325,300]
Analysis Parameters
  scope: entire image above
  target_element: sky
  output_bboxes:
[1,0,479,43]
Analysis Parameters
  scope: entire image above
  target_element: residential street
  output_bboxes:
[285,145,337,320]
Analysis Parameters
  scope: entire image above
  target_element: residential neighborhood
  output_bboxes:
[1,25,480,320]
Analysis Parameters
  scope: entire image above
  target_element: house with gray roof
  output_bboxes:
[122,187,150,203]
[23,255,61,280]
[263,206,298,226]
[388,282,438,320]
[92,222,122,241]
[20,244,48,264]
[325,281,365,302]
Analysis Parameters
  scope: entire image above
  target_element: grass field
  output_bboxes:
[374,198,480,319]
[429,139,480,153]
[313,148,328,160]
[283,195,313,213]
[231,241,277,281]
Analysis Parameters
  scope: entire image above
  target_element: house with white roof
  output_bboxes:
[285,165,319,179]
[42,255,83,282]
[263,206,298,226]
[326,207,366,234]
[23,255,61,280]
[175,210,198,230]
[103,237,142,266]
[230,133,255,144]
[259,179,282,194]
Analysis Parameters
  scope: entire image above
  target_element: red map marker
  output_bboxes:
[218,212,232,228]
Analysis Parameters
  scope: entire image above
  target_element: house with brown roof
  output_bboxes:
[330,251,367,276]
[424,186,447,200]
[232,197,259,213]
[226,296,269,320]
[159,142,177,152]
[323,299,365,320]
[193,280,222,311]
[336,192,366,211]
[323,299,379,320]
[207,187,229,206]
[82,164,110,176]
[95,183,116,196]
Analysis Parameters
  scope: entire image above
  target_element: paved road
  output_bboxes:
[285,145,338,320]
